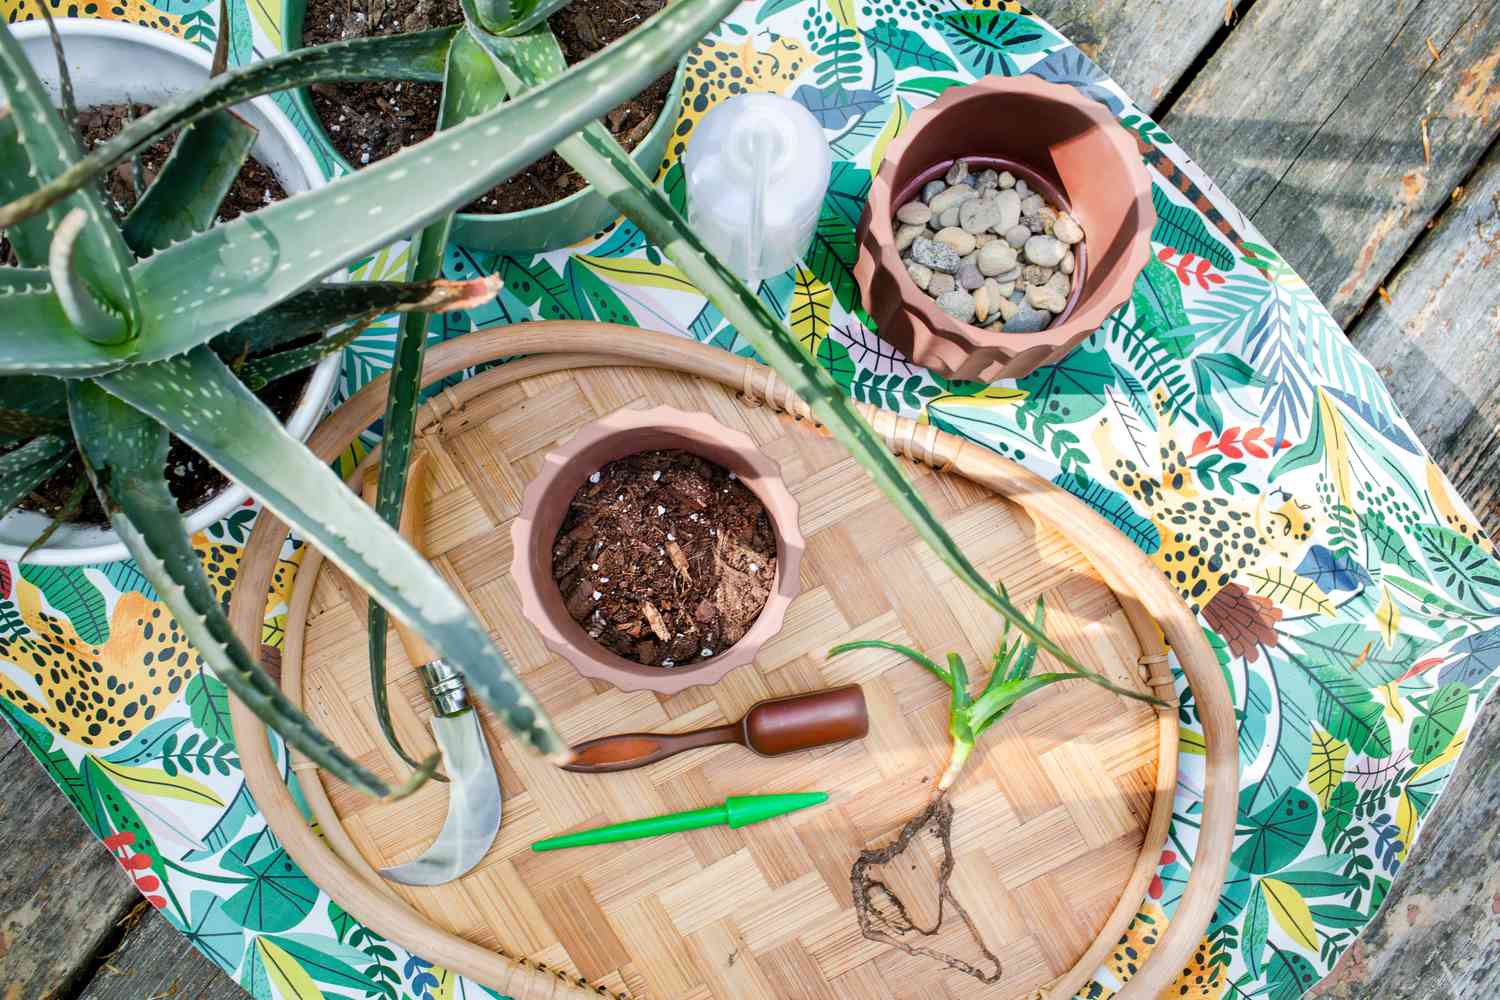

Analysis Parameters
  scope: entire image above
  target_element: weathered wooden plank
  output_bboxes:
[1162,0,1500,325]
[1310,689,1500,998]
[1028,0,1246,112]
[0,735,141,998]
[75,906,245,1000]
[1349,139,1500,538]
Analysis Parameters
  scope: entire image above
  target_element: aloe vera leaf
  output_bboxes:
[65,380,402,797]
[0,267,51,291]
[0,26,458,230]
[49,209,131,344]
[0,433,72,515]
[35,4,77,147]
[0,22,138,329]
[970,673,1074,734]
[0,286,135,375]
[0,374,68,442]
[237,319,368,392]
[469,0,519,31]
[946,651,970,710]
[122,111,257,256]
[95,347,568,760]
[211,275,501,360]
[499,0,577,35]
[104,0,733,375]
[368,27,504,769]
[829,639,952,687]
[981,593,1042,699]
[505,114,1171,710]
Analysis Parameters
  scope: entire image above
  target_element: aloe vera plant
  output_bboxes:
[0,0,735,793]
[5,0,1165,786]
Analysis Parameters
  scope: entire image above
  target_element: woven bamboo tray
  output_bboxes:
[226,323,1236,1000]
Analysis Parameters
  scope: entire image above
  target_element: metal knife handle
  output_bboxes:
[419,659,471,718]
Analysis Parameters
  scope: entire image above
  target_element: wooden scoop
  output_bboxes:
[562,685,868,773]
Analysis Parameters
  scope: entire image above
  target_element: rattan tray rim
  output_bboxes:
[226,322,1237,1000]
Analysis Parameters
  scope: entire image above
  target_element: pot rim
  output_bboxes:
[0,18,339,565]
[278,0,689,238]
[510,405,805,695]
[859,74,1154,366]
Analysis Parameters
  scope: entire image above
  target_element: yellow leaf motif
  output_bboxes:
[1375,585,1400,648]
[1245,567,1335,616]
[790,267,832,355]
[257,938,322,1000]
[1317,388,1355,511]
[1396,791,1418,864]
[1374,681,1405,725]
[870,98,910,175]
[828,0,859,32]
[1426,460,1494,553]
[1307,728,1347,809]
[247,0,285,54]
[1261,878,1317,952]
[92,758,226,809]
[576,255,697,294]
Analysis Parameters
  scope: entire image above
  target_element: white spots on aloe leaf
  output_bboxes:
[294,209,315,221]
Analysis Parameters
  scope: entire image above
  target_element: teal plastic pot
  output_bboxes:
[281,0,686,253]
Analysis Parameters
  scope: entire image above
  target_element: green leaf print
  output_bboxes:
[935,10,1058,77]
[1415,525,1500,610]
[897,75,966,99]
[1233,786,1317,875]
[1132,256,1191,350]
[1265,943,1321,1000]
[1271,856,1361,897]
[1150,184,1235,272]
[1320,782,1358,852]
[1298,659,1391,757]
[1192,353,1264,435]
[263,932,377,991]
[1409,683,1468,765]
[565,258,637,327]
[183,890,247,975]
[865,20,956,71]
[1242,881,1269,979]
[1359,512,1427,580]
[1309,904,1369,929]
[187,671,235,746]
[1015,346,1115,429]
[18,565,108,645]
[222,829,319,932]
[815,337,855,389]
[498,256,579,320]
[0,697,95,830]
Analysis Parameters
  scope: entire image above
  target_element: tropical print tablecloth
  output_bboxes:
[3,1,1498,998]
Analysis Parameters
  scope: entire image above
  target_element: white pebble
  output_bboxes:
[701,648,714,657]
[588,471,601,483]
[592,591,602,600]
[656,505,666,515]
[652,470,661,480]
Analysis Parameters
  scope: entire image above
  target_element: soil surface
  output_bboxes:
[6,104,306,526]
[302,0,674,215]
[551,449,777,667]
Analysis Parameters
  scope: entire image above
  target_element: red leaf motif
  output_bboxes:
[103,832,135,851]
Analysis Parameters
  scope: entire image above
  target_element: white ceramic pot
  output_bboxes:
[1,19,340,566]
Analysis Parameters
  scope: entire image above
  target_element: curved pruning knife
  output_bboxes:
[363,455,502,886]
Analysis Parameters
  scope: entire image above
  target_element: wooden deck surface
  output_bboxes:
[2,2,1496,997]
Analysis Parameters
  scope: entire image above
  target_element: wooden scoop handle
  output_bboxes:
[562,685,869,773]
[362,452,438,667]
[563,724,744,773]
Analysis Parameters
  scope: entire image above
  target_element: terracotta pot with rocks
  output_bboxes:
[511,406,804,695]
[855,75,1154,382]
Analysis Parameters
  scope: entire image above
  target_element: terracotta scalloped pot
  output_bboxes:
[511,405,805,695]
[855,75,1154,383]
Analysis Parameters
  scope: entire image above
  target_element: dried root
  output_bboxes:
[849,794,1003,984]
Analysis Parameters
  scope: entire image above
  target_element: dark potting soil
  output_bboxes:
[551,449,777,668]
[302,0,674,215]
[5,104,307,526]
